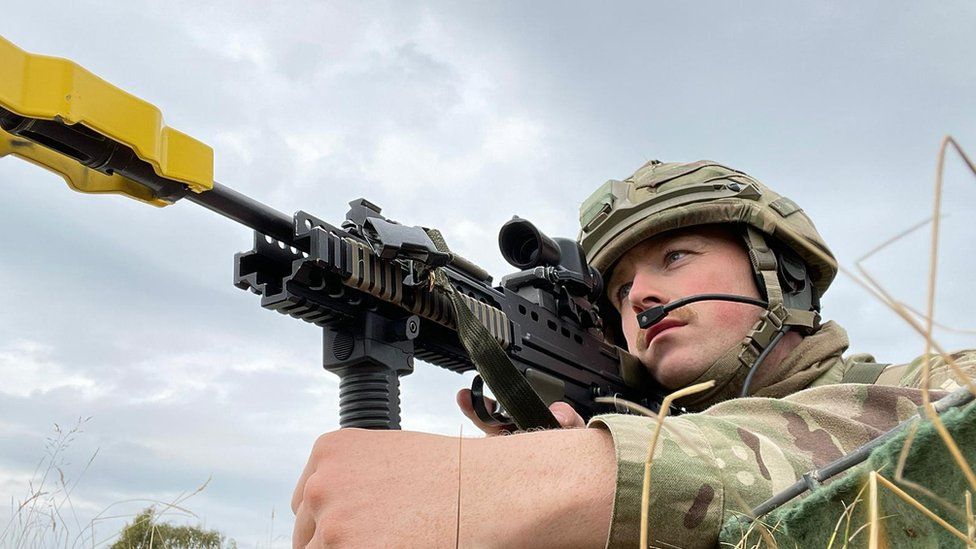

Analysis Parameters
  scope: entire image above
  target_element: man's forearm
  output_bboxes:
[462,428,616,547]
[292,426,616,548]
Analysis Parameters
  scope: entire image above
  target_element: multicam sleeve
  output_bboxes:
[588,392,872,549]
[892,349,976,391]
[587,351,976,548]
[587,413,725,549]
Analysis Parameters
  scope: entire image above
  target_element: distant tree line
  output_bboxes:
[111,507,236,549]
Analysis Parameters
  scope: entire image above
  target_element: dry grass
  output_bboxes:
[869,471,972,546]
[638,381,716,548]
[845,136,976,547]
[0,419,226,548]
[455,425,463,549]
[826,484,868,549]
[1,417,96,548]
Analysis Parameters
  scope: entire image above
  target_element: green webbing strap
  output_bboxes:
[745,227,784,309]
[841,362,888,384]
[739,228,819,369]
[425,228,561,431]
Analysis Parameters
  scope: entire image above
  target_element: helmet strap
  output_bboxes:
[743,226,820,333]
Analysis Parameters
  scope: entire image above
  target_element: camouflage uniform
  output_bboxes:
[575,159,975,548]
[589,322,976,549]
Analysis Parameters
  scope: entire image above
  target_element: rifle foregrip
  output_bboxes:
[336,367,402,429]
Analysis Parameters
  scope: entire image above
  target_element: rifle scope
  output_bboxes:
[498,216,561,269]
[498,217,603,300]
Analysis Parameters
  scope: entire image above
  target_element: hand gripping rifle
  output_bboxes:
[0,36,660,430]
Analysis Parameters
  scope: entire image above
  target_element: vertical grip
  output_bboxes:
[322,313,416,430]
[337,367,402,429]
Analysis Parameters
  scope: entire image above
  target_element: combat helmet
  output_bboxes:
[578,160,837,407]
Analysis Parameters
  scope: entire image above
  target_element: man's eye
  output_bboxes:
[615,282,632,306]
[664,249,688,265]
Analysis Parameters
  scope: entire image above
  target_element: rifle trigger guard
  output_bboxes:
[470,375,513,427]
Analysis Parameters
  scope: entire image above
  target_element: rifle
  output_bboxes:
[0,35,660,430]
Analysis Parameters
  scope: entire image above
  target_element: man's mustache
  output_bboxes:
[635,306,698,352]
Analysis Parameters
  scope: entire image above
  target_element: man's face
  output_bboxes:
[606,226,763,389]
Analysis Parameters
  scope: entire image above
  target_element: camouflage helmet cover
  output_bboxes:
[578,160,837,298]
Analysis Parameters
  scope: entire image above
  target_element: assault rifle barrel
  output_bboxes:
[186,183,298,250]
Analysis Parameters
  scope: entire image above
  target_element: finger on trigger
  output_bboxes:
[549,401,585,428]
[456,388,499,417]
[456,388,473,413]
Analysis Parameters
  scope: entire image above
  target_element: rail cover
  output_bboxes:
[0,35,213,203]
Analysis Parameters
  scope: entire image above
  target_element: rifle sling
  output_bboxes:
[425,228,561,431]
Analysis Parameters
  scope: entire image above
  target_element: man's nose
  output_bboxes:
[627,271,668,314]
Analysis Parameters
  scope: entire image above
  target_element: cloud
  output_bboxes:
[0,341,101,399]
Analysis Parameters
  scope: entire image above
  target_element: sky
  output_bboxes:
[1,1,974,546]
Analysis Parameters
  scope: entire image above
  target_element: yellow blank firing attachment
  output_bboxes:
[0,34,213,206]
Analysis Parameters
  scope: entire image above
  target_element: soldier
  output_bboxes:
[291,160,975,548]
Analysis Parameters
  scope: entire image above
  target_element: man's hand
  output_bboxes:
[292,426,615,548]
[455,388,586,436]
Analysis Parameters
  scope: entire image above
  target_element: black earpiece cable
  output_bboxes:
[637,294,768,329]
[740,326,790,397]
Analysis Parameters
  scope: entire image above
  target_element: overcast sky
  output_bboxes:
[1,2,974,547]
